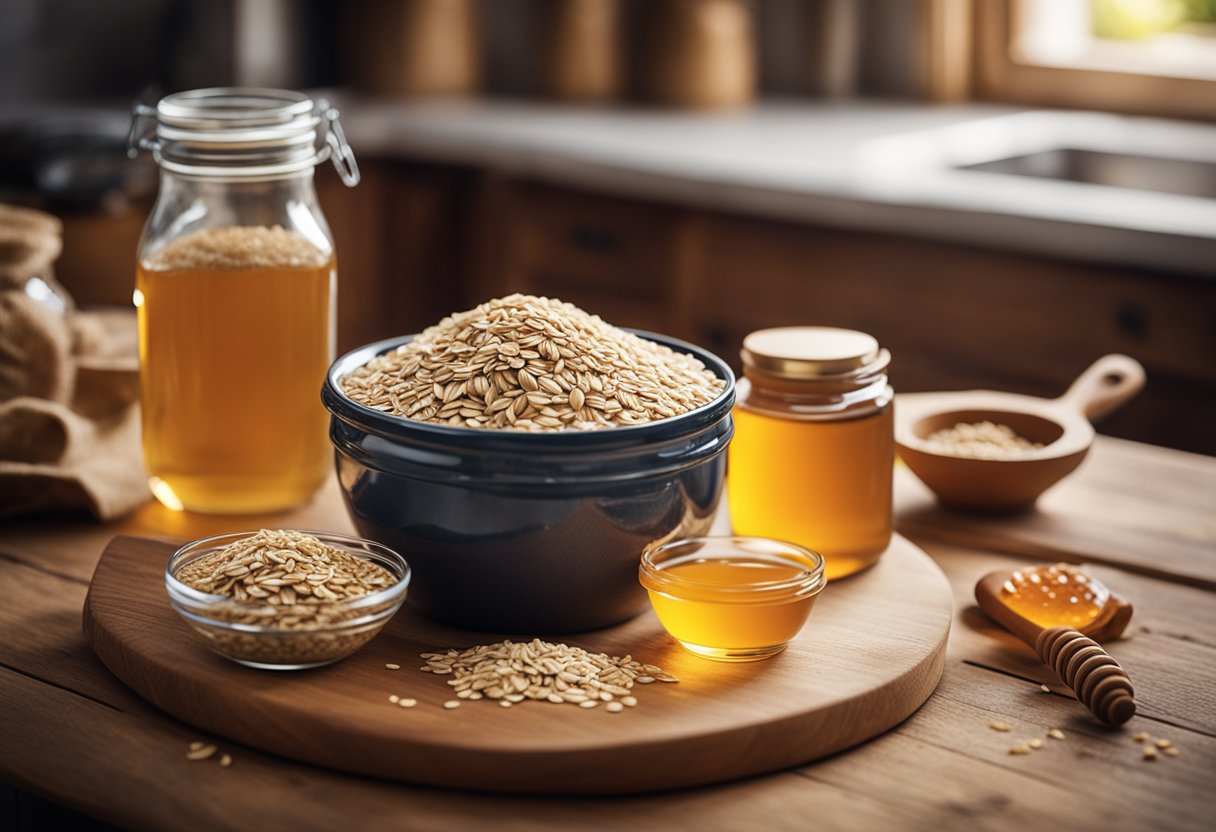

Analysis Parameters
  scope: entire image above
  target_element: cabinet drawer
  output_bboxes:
[503,184,680,299]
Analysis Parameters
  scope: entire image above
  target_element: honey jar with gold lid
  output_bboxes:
[728,327,893,580]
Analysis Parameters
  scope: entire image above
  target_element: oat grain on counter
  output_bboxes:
[186,744,217,761]
[340,294,725,431]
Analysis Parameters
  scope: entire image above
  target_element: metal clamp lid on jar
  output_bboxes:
[126,87,360,186]
[739,326,892,418]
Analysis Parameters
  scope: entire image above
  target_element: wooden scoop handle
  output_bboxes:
[1036,626,1136,726]
[1058,354,1145,423]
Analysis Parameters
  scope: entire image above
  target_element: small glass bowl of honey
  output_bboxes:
[639,536,827,662]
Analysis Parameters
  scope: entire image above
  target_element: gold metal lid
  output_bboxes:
[741,327,887,379]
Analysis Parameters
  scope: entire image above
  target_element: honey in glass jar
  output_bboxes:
[128,89,360,513]
[728,327,894,580]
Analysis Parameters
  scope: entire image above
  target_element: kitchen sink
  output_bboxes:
[959,148,1216,199]
[851,109,1216,274]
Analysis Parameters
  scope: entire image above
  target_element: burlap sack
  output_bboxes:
[0,204,148,520]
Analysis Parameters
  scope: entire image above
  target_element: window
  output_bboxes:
[973,0,1216,119]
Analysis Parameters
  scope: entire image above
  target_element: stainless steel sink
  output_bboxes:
[853,110,1216,275]
[959,148,1216,199]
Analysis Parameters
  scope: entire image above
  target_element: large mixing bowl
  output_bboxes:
[321,330,735,633]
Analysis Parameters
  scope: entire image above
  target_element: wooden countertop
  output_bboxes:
[2,436,1213,830]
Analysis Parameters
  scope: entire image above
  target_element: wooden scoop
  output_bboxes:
[896,354,1145,511]
[976,565,1136,726]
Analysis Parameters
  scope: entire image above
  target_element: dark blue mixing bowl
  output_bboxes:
[322,331,735,634]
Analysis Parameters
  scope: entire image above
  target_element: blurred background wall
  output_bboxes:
[1,0,1213,453]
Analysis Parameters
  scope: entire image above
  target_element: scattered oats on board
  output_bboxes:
[419,638,676,711]
[1009,743,1031,756]
[1132,731,1150,742]
[1047,728,1066,741]
[1155,738,1173,749]
[1143,746,1158,761]
[989,721,1013,732]
[1164,747,1180,757]
[385,663,401,670]
[186,741,232,767]
[1040,684,1051,694]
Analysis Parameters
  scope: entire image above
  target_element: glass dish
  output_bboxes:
[640,536,826,661]
[165,530,409,670]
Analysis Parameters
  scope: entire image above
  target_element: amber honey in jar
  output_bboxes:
[128,89,360,513]
[728,327,893,579]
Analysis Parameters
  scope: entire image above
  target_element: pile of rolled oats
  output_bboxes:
[340,294,724,431]
[418,638,677,711]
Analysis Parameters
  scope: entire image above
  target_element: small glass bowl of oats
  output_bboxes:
[165,529,410,670]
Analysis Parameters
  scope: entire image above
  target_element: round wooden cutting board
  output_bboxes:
[83,534,951,794]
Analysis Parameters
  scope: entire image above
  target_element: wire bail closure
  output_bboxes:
[125,90,360,188]
[320,102,360,187]
[126,103,159,160]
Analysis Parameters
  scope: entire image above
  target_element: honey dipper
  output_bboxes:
[975,563,1136,726]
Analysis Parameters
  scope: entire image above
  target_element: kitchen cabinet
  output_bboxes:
[317,160,476,354]
[462,178,1215,455]
[466,179,701,339]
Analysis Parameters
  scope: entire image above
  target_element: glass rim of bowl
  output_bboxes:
[165,529,410,630]
[640,535,827,600]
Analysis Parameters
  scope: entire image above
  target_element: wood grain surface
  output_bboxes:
[3,437,1214,830]
[895,437,1216,590]
[82,534,951,794]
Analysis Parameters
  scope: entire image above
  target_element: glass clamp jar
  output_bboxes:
[127,88,360,513]
[727,327,894,580]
